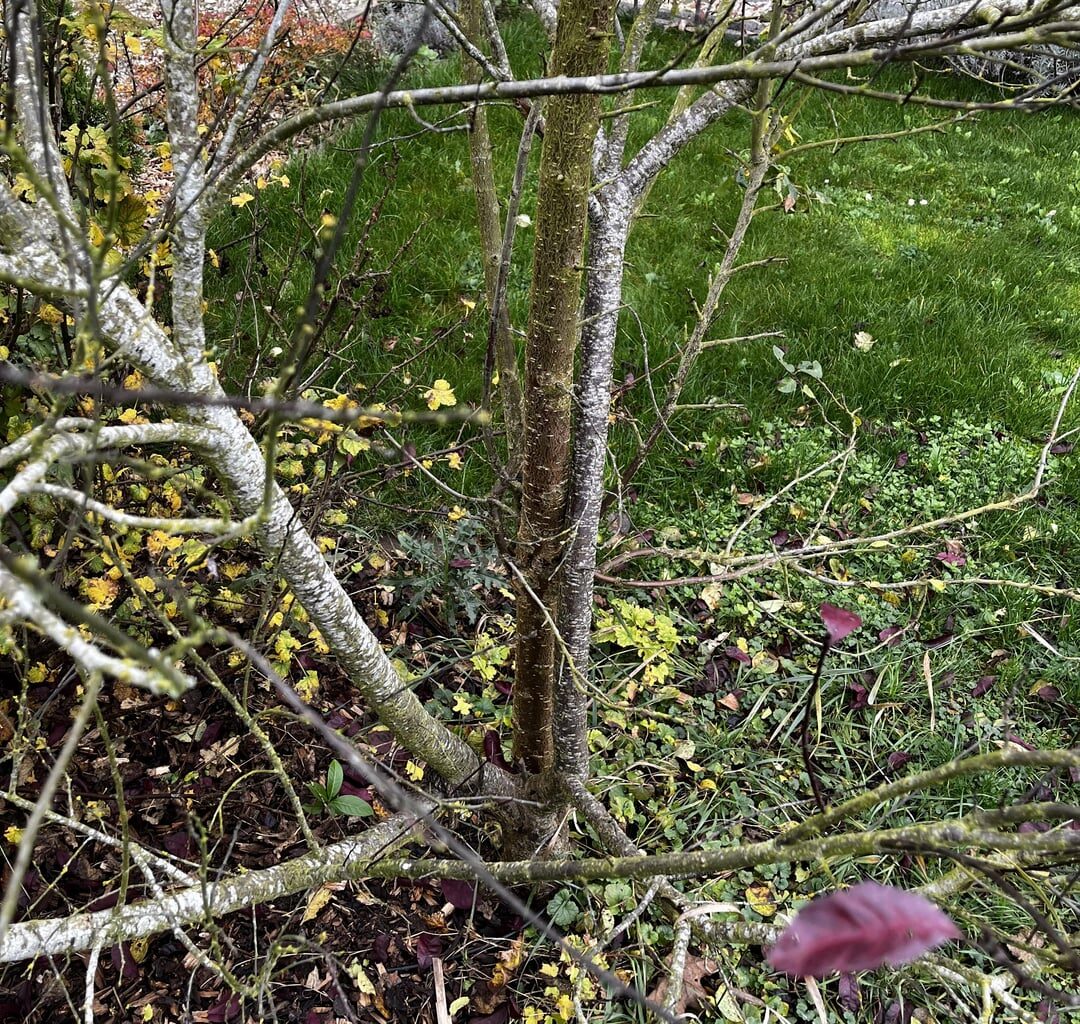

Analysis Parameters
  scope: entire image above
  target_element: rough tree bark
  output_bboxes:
[512,0,617,777]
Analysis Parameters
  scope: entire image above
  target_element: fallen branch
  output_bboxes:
[0,813,419,963]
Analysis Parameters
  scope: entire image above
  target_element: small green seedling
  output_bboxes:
[304,760,373,818]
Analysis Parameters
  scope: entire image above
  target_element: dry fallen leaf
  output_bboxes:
[648,953,719,1015]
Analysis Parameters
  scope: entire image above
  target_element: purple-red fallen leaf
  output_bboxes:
[766,881,960,977]
[339,781,372,801]
[110,944,140,981]
[838,972,861,1013]
[372,932,392,963]
[725,646,752,665]
[441,878,478,909]
[879,625,904,647]
[483,730,512,771]
[206,994,242,1022]
[416,933,444,970]
[820,603,862,643]
[894,451,910,468]
[1049,442,1074,455]
[935,552,967,566]
[1035,684,1061,703]
[493,677,513,697]
[887,751,912,773]
[1036,999,1062,1023]
[848,681,869,709]
[972,676,996,697]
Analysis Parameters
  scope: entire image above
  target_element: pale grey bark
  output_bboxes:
[3,214,505,800]
[0,814,419,963]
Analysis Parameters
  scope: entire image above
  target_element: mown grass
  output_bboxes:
[205,17,1080,1023]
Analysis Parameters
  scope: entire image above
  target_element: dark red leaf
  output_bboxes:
[1035,684,1061,703]
[820,604,862,643]
[441,878,478,910]
[725,646,752,665]
[1049,442,1074,455]
[483,730,512,771]
[972,676,996,698]
[206,994,242,1022]
[416,933,444,970]
[935,552,966,566]
[766,881,960,977]
[878,625,904,647]
[372,932,392,963]
[894,451,909,468]
[1036,999,1062,1023]
[339,781,372,801]
[838,972,861,1012]
[848,682,869,709]
[493,677,513,697]
[110,944,140,981]
[887,751,912,773]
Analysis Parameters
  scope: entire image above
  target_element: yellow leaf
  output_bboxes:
[297,670,320,702]
[146,530,182,557]
[460,296,476,312]
[745,882,777,917]
[133,576,156,593]
[140,1006,153,1022]
[3,825,22,844]
[405,760,424,782]
[348,961,376,995]
[81,576,119,610]
[302,884,335,922]
[447,505,467,523]
[449,995,470,1017]
[452,693,473,715]
[130,936,150,963]
[118,407,139,424]
[446,452,463,470]
[230,191,255,208]
[424,379,456,411]
[38,303,64,325]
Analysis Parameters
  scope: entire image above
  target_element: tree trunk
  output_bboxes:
[512,0,616,776]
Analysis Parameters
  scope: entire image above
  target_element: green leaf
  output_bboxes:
[331,795,373,818]
[307,782,328,804]
[547,891,580,929]
[326,760,343,799]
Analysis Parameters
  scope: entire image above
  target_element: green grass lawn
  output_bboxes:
[204,20,1080,1022]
